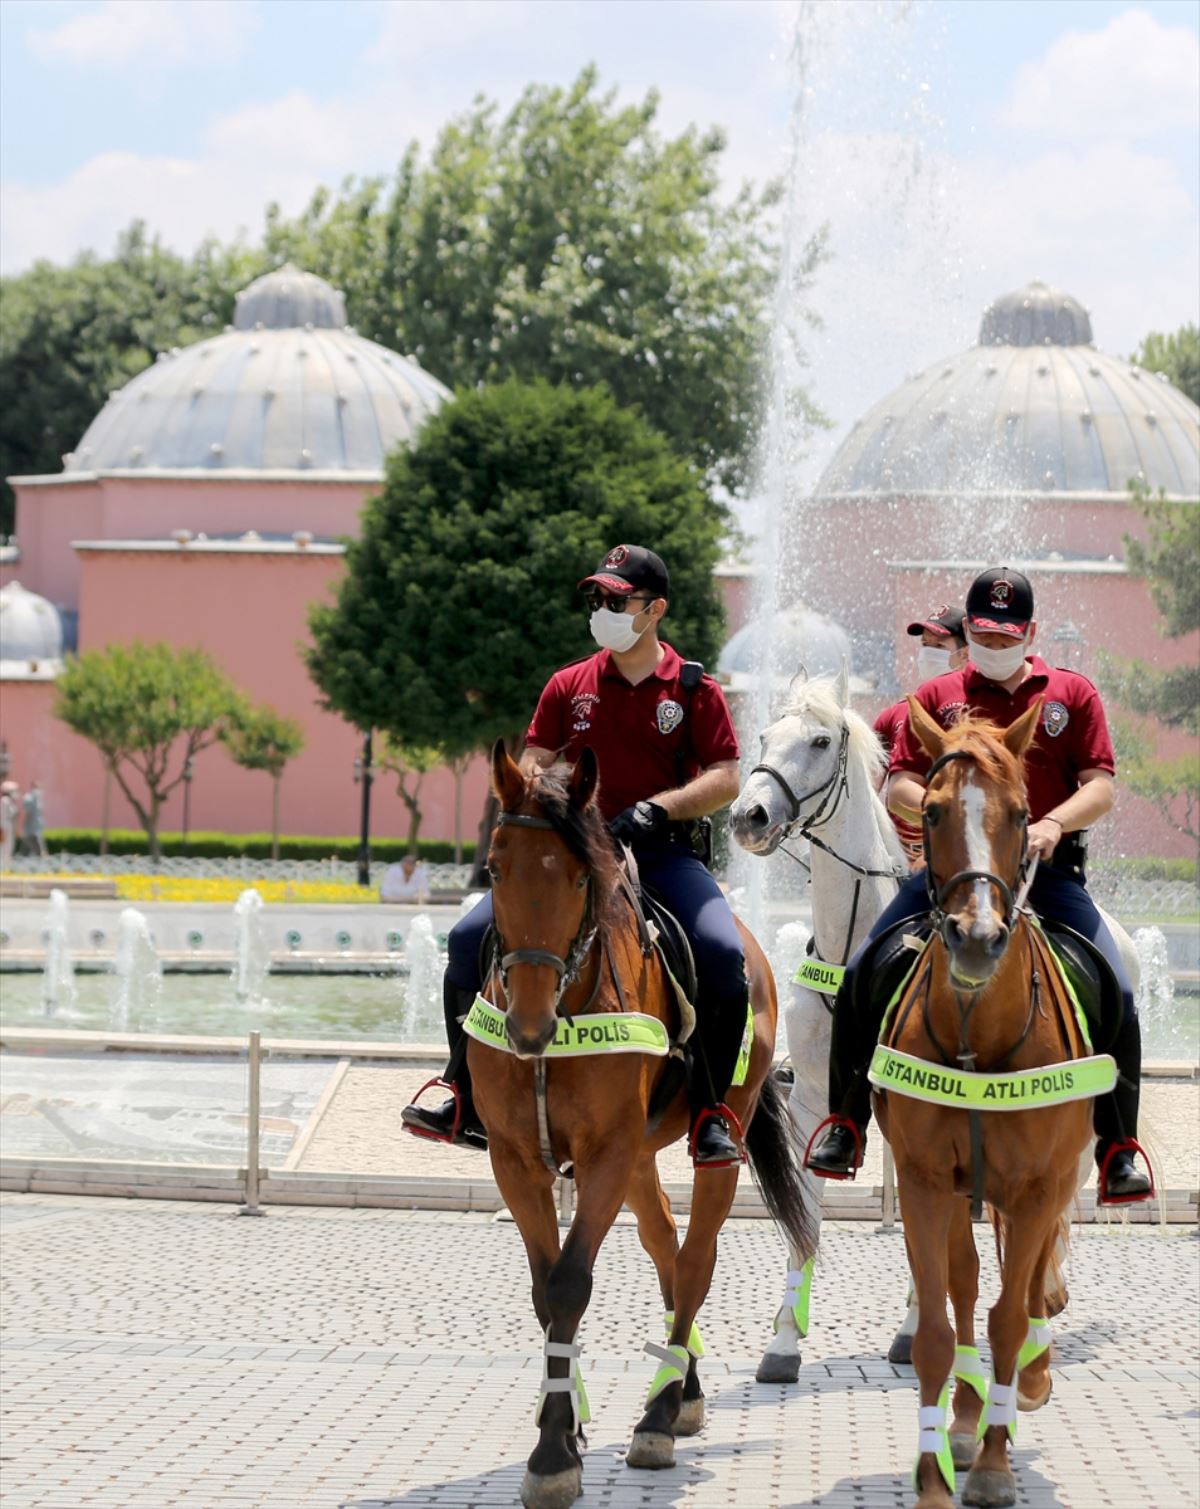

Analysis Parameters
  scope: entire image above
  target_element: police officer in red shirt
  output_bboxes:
[873,605,969,868]
[402,545,748,1167]
[806,567,1151,1201]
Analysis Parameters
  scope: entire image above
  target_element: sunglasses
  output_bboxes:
[584,590,654,614]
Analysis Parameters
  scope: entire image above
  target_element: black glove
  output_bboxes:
[609,801,669,846]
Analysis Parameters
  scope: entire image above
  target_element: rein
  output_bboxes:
[912,746,1039,1217]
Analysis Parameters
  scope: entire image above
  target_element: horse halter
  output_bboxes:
[491,810,597,1017]
[749,722,850,840]
[921,748,1028,942]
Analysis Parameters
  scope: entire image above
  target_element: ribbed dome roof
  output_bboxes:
[817,281,1199,499]
[0,582,64,663]
[64,266,451,476]
[718,605,852,683]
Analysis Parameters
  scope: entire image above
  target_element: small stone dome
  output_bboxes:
[0,582,64,663]
[816,281,1199,499]
[64,266,451,476]
[718,604,852,687]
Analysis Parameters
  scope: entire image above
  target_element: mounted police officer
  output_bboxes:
[806,566,1152,1203]
[402,545,750,1167]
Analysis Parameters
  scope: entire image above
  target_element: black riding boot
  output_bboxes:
[689,994,748,1168]
[806,975,876,1177]
[1094,1012,1151,1200]
[401,979,488,1150]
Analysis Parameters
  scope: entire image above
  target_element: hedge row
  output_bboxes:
[43,829,463,864]
[1092,856,1198,885]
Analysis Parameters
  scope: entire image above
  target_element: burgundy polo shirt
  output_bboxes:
[888,655,1115,821]
[873,700,923,866]
[525,643,740,820]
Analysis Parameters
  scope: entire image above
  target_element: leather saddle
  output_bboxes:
[857,911,1123,1055]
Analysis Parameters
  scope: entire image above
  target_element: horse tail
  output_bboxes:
[744,1071,819,1262]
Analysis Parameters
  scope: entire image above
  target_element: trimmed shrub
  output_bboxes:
[44,829,460,864]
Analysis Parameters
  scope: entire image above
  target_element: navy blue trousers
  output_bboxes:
[446,840,749,1095]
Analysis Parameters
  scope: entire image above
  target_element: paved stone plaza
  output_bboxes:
[1,1194,1197,1509]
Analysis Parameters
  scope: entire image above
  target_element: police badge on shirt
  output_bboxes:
[656,699,684,735]
[1043,700,1070,738]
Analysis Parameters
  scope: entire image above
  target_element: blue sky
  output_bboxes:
[2,0,1197,438]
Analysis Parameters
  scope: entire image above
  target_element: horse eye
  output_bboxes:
[575,873,588,890]
[812,734,831,749]
[1014,810,1028,826]
[487,861,502,883]
[925,805,942,827]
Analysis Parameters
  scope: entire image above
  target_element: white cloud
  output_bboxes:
[28,0,259,68]
[1002,8,1200,140]
[364,0,532,63]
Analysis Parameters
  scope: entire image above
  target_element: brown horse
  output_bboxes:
[472,742,816,1509]
[878,700,1110,1509]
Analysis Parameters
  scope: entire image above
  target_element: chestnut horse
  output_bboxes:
[473,742,816,1509]
[881,699,1114,1509]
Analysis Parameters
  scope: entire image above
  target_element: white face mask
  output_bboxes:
[916,645,954,683]
[589,605,649,653]
[968,633,1028,681]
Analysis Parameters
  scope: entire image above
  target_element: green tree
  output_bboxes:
[54,641,246,859]
[377,738,443,855]
[306,376,728,761]
[220,703,306,860]
[0,224,262,533]
[1132,324,1200,405]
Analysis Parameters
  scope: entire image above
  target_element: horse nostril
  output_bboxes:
[745,804,767,829]
[988,925,1010,957]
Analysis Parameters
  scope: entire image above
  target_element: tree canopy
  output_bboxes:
[54,640,248,858]
[1,69,785,534]
[306,378,729,756]
[1131,323,1200,406]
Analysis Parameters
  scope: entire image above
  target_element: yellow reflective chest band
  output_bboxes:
[463,995,670,1058]
[793,957,845,995]
[868,1045,1116,1109]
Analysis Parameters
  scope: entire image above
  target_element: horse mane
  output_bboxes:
[525,765,624,942]
[777,676,888,784]
[939,713,1026,796]
[777,675,904,865]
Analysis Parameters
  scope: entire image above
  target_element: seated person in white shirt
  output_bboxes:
[379,855,431,903]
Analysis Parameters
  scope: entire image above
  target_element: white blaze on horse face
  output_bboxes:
[960,773,996,926]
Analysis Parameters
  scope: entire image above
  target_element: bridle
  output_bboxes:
[749,722,851,839]
[921,748,1030,949]
[490,810,599,1020]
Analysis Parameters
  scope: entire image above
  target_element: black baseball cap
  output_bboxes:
[906,605,966,641]
[965,567,1034,639]
[578,544,669,599]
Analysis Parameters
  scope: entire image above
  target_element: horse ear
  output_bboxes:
[833,658,850,708]
[491,738,526,810]
[568,746,599,810]
[907,695,946,760]
[1003,698,1042,762]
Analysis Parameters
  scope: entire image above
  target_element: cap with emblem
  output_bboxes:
[578,544,669,599]
[965,566,1034,638]
[906,605,966,640]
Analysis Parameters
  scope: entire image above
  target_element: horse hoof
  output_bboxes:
[1018,1377,1053,1412]
[675,1396,705,1436]
[950,1431,978,1469]
[887,1331,914,1365]
[520,1465,582,1509]
[626,1431,675,1470]
[961,1467,1017,1507]
[756,1353,801,1383]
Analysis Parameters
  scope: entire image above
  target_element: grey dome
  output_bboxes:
[817,281,1199,499]
[718,605,852,685]
[0,582,64,662]
[65,267,451,476]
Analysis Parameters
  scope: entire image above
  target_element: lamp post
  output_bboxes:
[181,757,194,856]
[1050,620,1086,672]
[353,731,374,888]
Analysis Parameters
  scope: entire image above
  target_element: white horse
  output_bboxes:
[730,668,908,1381]
[730,670,1141,1385]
